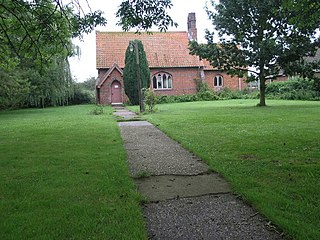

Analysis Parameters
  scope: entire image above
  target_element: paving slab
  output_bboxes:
[135,174,231,201]
[113,110,137,119]
[118,121,152,127]
[118,124,209,176]
[143,194,282,240]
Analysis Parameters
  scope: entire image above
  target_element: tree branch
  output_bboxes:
[0,2,44,66]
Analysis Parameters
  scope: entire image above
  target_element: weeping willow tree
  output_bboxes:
[26,57,74,108]
[0,0,105,109]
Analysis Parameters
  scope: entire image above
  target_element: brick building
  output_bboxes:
[96,13,247,105]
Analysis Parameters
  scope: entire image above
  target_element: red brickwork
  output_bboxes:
[97,67,249,104]
[204,71,248,91]
[150,68,201,96]
[97,68,126,105]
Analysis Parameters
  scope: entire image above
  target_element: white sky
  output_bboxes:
[69,0,216,82]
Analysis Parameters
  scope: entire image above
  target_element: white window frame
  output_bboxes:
[152,72,172,90]
[214,75,224,87]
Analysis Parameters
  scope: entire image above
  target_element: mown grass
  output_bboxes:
[140,100,320,240]
[0,105,147,239]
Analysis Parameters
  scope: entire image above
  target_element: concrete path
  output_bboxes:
[114,106,283,239]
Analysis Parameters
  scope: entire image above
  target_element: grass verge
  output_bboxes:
[140,100,320,240]
[0,105,147,239]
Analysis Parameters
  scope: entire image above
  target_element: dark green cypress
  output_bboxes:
[123,40,150,105]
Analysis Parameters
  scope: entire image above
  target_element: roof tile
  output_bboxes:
[96,31,207,69]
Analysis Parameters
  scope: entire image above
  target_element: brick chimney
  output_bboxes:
[187,12,197,41]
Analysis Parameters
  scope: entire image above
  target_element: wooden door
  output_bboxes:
[111,81,122,103]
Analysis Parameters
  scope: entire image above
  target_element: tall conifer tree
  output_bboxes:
[123,40,150,105]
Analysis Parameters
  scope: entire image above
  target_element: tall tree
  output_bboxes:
[189,0,320,106]
[0,0,106,108]
[27,57,74,107]
[123,40,150,105]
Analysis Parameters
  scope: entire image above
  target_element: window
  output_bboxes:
[152,72,172,89]
[248,80,260,89]
[214,75,224,87]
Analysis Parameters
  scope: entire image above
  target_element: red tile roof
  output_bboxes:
[96,31,207,69]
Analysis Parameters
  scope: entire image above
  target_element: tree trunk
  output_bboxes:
[259,77,266,106]
[258,60,267,107]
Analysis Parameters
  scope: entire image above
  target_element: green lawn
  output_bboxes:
[140,100,320,240]
[0,105,147,239]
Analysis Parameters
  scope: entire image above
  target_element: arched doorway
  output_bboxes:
[111,80,122,104]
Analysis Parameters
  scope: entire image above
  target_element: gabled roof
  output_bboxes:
[96,31,206,69]
[96,63,123,88]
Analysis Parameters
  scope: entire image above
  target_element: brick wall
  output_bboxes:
[150,67,200,96]
[204,71,248,91]
[97,67,249,104]
[98,69,125,105]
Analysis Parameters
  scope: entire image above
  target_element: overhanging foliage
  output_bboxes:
[116,0,177,32]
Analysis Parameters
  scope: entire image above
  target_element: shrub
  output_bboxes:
[194,78,210,92]
[156,95,172,104]
[218,88,243,99]
[71,86,95,105]
[197,90,219,101]
[266,77,320,100]
[176,94,198,102]
[241,90,260,99]
[144,88,157,112]
[91,105,104,115]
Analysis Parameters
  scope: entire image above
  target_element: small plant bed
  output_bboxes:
[142,99,320,240]
[0,105,147,239]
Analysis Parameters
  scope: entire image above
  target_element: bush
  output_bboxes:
[176,94,199,102]
[144,88,157,112]
[155,95,171,104]
[71,86,95,105]
[156,94,196,104]
[155,87,260,104]
[197,90,219,101]
[266,77,320,100]
[217,88,243,99]
[241,90,260,99]
[194,78,210,92]
[153,77,318,105]
[91,105,104,115]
